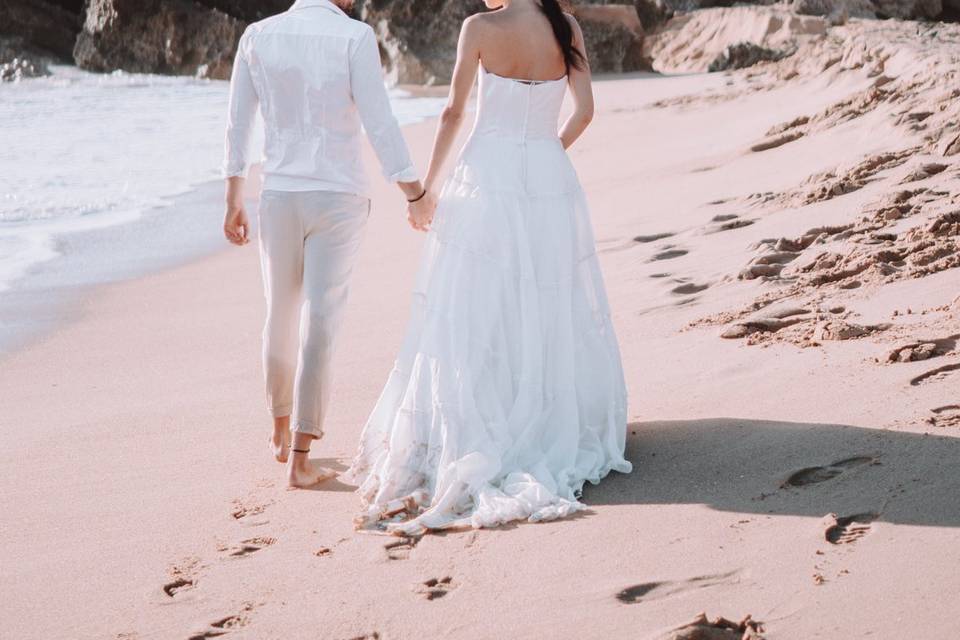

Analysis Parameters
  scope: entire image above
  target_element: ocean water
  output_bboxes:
[0,65,447,295]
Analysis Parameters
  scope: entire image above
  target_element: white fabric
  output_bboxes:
[342,67,633,535]
[257,189,370,437]
[222,0,418,197]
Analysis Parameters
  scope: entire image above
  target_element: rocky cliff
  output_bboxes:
[359,0,649,85]
[0,0,82,61]
[359,0,485,85]
[73,0,246,79]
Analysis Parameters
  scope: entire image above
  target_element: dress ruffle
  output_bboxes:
[342,155,633,535]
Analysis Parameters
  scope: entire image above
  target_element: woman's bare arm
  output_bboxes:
[559,16,594,150]
[423,17,482,193]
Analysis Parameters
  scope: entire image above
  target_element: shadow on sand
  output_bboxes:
[582,418,960,528]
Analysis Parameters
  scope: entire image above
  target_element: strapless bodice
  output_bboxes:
[470,65,567,142]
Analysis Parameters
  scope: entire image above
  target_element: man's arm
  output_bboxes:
[348,26,435,229]
[222,29,258,246]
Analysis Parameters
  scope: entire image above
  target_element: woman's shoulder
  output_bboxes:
[463,10,497,30]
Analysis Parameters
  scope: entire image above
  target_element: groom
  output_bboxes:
[221,0,437,487]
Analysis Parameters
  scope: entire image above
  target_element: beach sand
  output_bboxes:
[2,13,959,640]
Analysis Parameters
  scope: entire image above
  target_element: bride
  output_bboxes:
[342,0,633,535]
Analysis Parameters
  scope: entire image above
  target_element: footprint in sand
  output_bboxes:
[739,250,801,280]
[635,232,675,243]
[825,512,879,545]
[224,536,276,558]
[616,571,739,605]
[230,496,272,522]
[671,282,710,295]
[416,576,457,601]
[649,248,689,262]
[616,582,662,603]
[600,233,675,254]
[704,214,756,235]
[384,536,419,560]
[720,307,812,340]
[910,362,960,386]
[782,455,878,489]
[186,630,226,640]
[187,603,255,640]
[162,577,194,598]
[750,130,805,153]
[926,405,960,428]
[160,557,202,600]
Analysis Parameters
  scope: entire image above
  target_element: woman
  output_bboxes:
[342,0,633,535]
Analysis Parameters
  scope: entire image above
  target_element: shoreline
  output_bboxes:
[0,65,447,360]
[0,119,444,362]
[0,178,227,358]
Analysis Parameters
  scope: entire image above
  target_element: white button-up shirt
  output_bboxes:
[222,0,418,197]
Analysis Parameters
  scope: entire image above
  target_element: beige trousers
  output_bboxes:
[256,189,371,438]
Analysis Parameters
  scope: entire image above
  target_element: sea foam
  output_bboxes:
[0,66,446,293]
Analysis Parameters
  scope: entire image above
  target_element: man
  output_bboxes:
[221,0,436,487]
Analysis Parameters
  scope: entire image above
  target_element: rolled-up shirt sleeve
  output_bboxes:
[222,28,259,179]
[349,26,419,183]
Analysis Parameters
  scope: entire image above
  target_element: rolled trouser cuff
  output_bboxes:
[291,417,323,438]
[270,403,293,418]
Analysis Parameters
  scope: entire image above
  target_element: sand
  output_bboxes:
[2,10,959,640]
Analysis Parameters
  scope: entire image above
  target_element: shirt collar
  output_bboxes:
[289,0,348,17]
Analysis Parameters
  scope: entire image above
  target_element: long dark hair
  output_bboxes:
[539,0,586,73]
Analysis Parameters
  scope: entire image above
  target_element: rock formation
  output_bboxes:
[192,0,292,23]
[360,0,650,85]
[634,0,674,29]
[791,0,951,19]
[0,37,53,82]
[873,0,943,19]
[0,0,82,60]
[708,41,790,72]
[644,5,825,74]
[571,4,650,73]
[5,0,959,83]
[358,0,485,85]
[791,0,878,19]
[74,0,246,80]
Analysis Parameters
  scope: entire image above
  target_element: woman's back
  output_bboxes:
[471,3,569,82]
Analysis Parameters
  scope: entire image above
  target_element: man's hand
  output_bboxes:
[223,201,251,246]
[223,177,250,246]
[407,191,438,232]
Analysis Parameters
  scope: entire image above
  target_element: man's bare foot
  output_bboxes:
[287,457,337,489]
[271,417,291,463]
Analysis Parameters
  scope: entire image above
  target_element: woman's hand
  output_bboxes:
[407,191,438,232]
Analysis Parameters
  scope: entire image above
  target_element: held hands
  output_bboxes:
[407,190,438,232]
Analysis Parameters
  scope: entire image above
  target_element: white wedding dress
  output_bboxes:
[341,64,632,535]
